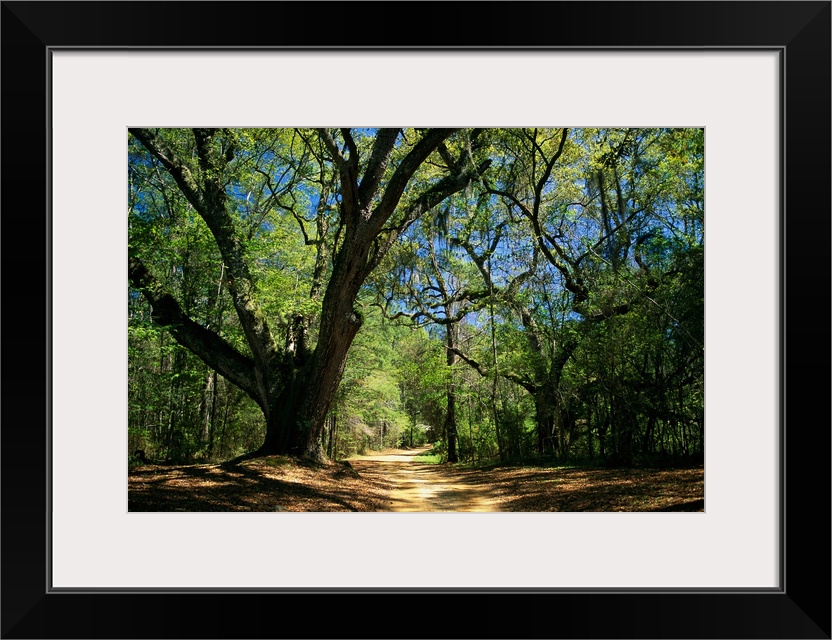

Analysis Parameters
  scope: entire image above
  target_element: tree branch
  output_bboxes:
[131,128,279,373]
[368,128,460,230]
[129,254,263,406]
[449,347,536,394]
[358,128,400,208]
[534,128,569,200]
[318,128,360,225]
[364,157,492,276]
[128,128,202,210]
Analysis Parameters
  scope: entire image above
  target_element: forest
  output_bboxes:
[128,127,704,473]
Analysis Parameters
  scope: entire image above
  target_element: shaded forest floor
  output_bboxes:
[128,446,704,512]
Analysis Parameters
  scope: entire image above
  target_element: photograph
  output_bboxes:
[127,127,706,514]
[2,1,828,638]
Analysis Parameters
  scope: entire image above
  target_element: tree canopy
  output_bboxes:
[128,127,704,466]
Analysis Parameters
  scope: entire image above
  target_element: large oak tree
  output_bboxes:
[128,128,490,461]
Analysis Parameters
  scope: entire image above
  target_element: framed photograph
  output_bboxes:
[3,1,829,638]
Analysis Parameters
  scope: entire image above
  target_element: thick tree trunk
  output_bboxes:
[253,238,367,461]
[255,327,358,461]
[295,252,365,459]
[258,381,304,456]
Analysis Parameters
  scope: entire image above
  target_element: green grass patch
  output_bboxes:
[411,454,442,464]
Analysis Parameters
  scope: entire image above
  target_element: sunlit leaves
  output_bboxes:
[129,127,704,463]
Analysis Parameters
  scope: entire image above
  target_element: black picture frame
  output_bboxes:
[2,2,829,638]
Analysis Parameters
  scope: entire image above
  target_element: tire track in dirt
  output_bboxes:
[348,447,502,512]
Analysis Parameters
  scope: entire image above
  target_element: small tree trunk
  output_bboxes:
[207,372,218,459]
[327,411,336,459]
[445,393,458,463]
[445,323,459,463]
[468,400,476,463]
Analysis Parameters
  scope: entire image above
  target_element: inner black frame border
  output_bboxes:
[2,2,829,638]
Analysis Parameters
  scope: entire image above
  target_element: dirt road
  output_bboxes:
[129,447,704,512]
[348,446,502,512]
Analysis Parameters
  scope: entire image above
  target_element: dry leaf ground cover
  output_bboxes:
[129,447,703,512]
[128,456,388,512]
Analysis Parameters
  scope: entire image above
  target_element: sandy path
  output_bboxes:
[348,446,502,512]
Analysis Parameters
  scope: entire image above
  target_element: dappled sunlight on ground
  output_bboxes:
[350,447,502,512]
[128,446,704,513]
